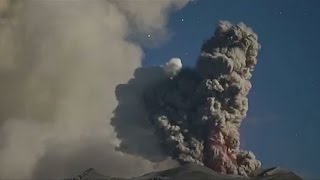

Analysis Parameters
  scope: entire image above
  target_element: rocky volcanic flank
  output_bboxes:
[71,164,303,180]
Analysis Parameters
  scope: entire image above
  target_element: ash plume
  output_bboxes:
[0,0,188,179]
[114,21,262,177]
[145,21,261,176]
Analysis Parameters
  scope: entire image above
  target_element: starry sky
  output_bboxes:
[143,0,320,179]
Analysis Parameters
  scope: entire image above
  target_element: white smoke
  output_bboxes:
[0,0,188,179]
[163,58,183,77]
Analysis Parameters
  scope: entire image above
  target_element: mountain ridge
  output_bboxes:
[69,164,303,180]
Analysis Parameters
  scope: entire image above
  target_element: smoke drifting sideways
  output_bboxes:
[113,21,261,177]
[0,0,189,179]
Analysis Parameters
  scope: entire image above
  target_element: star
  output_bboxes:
[279,11,283,15]
[181,18,184,22]
[147,34,151,38]
[194,17,200,23]
[185,52,189,56]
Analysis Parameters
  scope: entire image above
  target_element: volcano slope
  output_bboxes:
[71,164,303,180]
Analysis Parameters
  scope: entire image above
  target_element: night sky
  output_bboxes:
[143,0,320,178]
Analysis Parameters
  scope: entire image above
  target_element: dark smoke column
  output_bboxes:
[197,21,261,176]
[144,21,261,177]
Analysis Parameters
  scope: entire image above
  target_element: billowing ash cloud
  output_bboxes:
[196,21,261,176]
[113,21,261,177]
[0,0,188,179]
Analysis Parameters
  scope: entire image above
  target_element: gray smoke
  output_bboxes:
[113,21,261,177]
[112,66,169,162]
[0,0,188,179]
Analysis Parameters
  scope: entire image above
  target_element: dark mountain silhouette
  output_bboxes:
[69,164,303,180]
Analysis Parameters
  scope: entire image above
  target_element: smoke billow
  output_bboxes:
[0,0,188,179]
[113,21,261,177]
